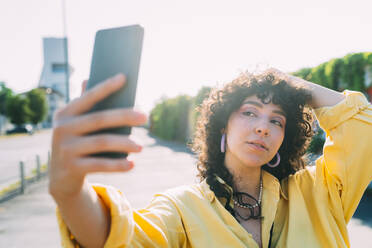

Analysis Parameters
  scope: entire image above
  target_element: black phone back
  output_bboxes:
[86,25,144,158]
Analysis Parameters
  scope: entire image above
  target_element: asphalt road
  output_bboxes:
[0,128,371,247]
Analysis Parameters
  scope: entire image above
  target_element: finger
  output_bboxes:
[64,108,147,135]
[62,74,126,117]
[69,134,142,156]
[81,80,88,96]
[76,157,134,174]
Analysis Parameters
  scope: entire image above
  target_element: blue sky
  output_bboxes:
[0,0,371,113]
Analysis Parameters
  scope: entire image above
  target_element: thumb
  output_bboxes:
[81,80,88,96]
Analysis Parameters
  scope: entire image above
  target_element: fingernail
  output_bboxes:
[136,112,148,120]
[115,73,125,80]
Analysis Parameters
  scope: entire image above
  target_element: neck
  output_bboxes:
[224,152,262,198]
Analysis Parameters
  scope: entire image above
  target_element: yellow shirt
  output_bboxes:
[57,90,372,248]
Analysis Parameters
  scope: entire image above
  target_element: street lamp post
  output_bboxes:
[61,0,70,103]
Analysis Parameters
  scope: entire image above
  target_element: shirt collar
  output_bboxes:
[199,170,288,204]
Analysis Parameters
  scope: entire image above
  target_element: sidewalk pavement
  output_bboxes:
[0,127,198,247]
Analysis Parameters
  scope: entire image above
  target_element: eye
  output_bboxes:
[271,120,283,127]
[243,111,255,117]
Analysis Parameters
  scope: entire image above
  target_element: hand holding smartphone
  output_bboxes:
[85,24,144,158]
[49,26,146,246]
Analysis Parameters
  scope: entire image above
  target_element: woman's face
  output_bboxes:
[224,94,286,169]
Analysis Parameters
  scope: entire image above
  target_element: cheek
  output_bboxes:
[227,118,249,140]
[228,118,250,136]
[226,129,241,148]
[273,130,285,149]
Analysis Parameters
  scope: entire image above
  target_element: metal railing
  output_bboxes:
[0,152,50,203]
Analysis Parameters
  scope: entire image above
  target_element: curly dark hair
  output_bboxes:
[190,71,314,218]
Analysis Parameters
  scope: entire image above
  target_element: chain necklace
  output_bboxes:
[233,176,263,209]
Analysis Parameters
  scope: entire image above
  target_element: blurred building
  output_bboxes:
[38,37,72,128]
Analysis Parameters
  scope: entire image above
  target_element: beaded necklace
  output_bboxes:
[233,175,263,220]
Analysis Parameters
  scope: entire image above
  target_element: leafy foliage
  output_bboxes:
[292,52,372,91]
[307,128,325,155]
[189,86,212,136]
[0,82,13,116]
[150,87,212,143]
[150,95,192,142]
[6,94,31,125]
[1,86,48,126]
[26,89,48,125]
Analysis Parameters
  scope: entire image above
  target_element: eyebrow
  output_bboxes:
[242,100,287,119]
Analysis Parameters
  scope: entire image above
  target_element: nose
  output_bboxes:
[255,121,270,137]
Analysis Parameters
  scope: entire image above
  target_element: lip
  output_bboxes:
[247,143,267,152]
[246,140,268,151]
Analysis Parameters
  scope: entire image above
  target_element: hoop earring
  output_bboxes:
[221,134,226,153]
[267,152,280,168]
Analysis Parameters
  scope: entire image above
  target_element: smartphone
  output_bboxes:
[85,24,144,158]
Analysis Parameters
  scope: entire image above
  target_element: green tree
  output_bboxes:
[189,86,212,136]
[194,86,212,107]
[324,58,343,90]
[150,95,192,142]
[293,52,372,91]
[6,94,31,126]
[0,82,13,116]
[308,63,329,87]
[292,68,312,81]
[149,87,214,143]
[173,95,192,142]
[343,53,366,91]
[26,88,48,125]
[307,128,325,155]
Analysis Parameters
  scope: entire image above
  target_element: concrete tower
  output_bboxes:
[38,37,71,127]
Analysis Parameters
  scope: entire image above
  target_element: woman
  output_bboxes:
[50,69,372,248]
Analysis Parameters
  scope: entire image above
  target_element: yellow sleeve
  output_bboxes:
[313,90,372,223]
[56,184,186,248]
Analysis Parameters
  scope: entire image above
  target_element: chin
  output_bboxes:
[226,149,268,168]
[239,156,266,168]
